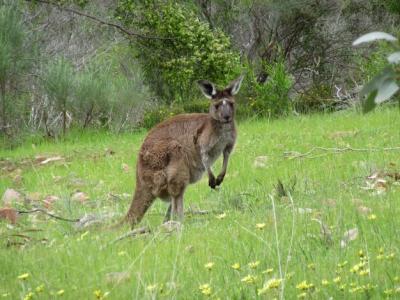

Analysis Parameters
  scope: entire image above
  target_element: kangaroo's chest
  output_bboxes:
[207,130,235,163]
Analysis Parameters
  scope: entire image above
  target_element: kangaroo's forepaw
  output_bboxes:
[209,175,216,189]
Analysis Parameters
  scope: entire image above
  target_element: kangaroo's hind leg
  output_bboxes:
[125,184,155,229]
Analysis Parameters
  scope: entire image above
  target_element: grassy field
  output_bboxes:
[1,108,400,299]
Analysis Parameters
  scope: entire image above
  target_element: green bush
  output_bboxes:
[293,84,336,113]
[115,0,241,103]
[237,60,293,119]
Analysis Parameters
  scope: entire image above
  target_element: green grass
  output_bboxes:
[1,108,400,299]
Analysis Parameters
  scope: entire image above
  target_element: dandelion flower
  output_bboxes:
[241,275,257,284]
[358,250,365,258]
[359,269,370,276]
[23,292,34,300]
[262,268,274,274]
[199,284,212,296]
[36,284,45,293]
[386,252,395,260]
[94,290,103,299]
[18,273,29,280]
[204,262,214,270]
[265,278,282,289]
[56,289,64,296]
[146,284,157,292]
[333,276,341,284]
[216,212,226,219]
[321,279,329,286]
[231,263,240,270]
[256,223,266,230]
[337,261,348,268]
[248,261,260,269]
[257,279,282,296]
[296,280,314,290]
[367,214,377,220]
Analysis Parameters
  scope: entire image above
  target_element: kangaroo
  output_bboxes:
[124,75,244,228]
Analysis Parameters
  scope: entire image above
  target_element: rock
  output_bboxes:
[1,189,23,206]
[160,220,182,233]
[71,192,89,203]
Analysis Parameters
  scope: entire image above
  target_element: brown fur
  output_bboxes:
[124,76,244,228]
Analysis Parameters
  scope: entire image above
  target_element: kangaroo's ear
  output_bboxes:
[197,80,217,99]
[225,75,244,96]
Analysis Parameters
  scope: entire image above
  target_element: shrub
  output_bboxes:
[237,60,293,119]
[115,0,241,103]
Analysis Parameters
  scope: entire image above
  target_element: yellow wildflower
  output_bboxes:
[386,252,395,260]
[204,262,214,270]
[18,273,29,280]
[307,263,315,270]
[146,284,157,292]
[367,214,377,220]
[118,251,127,256]
[265,278,282,289]
[262,268,274,274]
[231,263,240,270]
[384,289,393,295]
[199,284,212,296]
[296,280,314,290]
[358,250,365,258]
[376,254,384,260]
[285,272,295,280]
[56,289,64,296]
[321,279,329,286]
[216,212,226,219]
[339,284,347,291]
[36,284,45,293]
[256,223,266,230]
[241,275,257,284]
[359,269,370,276]
[333,276,341,284]
[94,290,102,299]
[248,261,260,269]
[379,247,384,254]
[337,261,348,268]
[257,279,282,295]
[23,292,34,300]
[349,286,362,293]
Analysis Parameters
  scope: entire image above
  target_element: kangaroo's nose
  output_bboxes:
[224,115,231,122]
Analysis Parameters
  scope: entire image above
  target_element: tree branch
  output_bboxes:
[26,0,173,41]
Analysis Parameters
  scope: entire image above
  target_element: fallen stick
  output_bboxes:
[284,146,400,159]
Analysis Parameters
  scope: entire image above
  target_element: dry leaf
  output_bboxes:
[1,189,23,206]
[0,207,18,224]
[43,195,60,209]
[253,156,268,168]
[105,271,131,284]
[71,192,89,203]
[340,228,359,248]
[121,163,130,173]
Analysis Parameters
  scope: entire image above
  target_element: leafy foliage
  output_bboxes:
[115,0,241,103]
[239,60,293,118]
[353,32,400,112]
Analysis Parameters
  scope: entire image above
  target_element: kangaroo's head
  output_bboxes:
[197,75,244,124]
